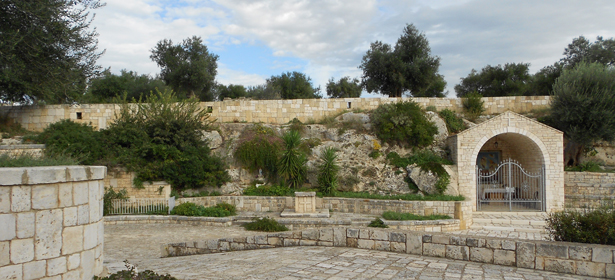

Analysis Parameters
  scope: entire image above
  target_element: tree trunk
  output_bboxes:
[564,140,583,166]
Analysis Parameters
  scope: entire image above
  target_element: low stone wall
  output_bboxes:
[162,227,615,279]
[0,144,45,158]
[104,168,170,198]
[565,172,615,209]
[0,166,106,280]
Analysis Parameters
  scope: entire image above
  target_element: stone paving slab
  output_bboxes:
[104,223,594,279]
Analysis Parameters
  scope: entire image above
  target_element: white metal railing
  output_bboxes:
[109,197,175,215]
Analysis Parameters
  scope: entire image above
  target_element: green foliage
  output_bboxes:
[35,119,105,165]
[382,211,452,221]
[266,71,322,99]
[243,184,293,196]
[288,118,306,135]
[234,124,283,180]
[0,153,78,168]
[360,24,446,97]
[326,76,362,98]
[0,114,30,138]
[278,130,307,188]
[561,36,615,68]
[386,150,451,194]
[150,36,218,101]
[438,109,465,133]
[338,175,360,190]
[0,0,104,104]
[565,161,604,172]
[529,63,563,96]
[178,190,221,198]
[245,84,282,100]
[329,191,464,201]
[84,69,170,103]
[298,138,322,156]
[368,218,388,228]
[243,217,288,232]
[215,84,248,100]
[317,147,339,195]
[94,261,177,280]
[546,208,615,245]
[462,92,485,120]
[371,101,437,148]
[455,63,532,97]
[368,151,381,159]
[170,202,236,217]
[103,188,128,216]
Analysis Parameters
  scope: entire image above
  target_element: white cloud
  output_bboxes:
[216,65,266,87]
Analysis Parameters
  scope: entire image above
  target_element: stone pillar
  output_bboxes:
[295,192,316,213]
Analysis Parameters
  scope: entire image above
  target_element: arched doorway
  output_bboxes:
[475,133,546,211]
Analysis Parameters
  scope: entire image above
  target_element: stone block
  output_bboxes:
[432,235,449,245]
[300,240,317,246]
[0,188,10,213]
[423,243,446,258]
[544,259,575,274]
[73,182,89,205]
[466,238,485,247]
[516,241,536,269]
[58,183,73,207]
[11,186,31,212]
[536,243,568,259]
[370,229,388,241]
[0,168,24,186]
[357,239,374,249]
[302,229,319,240]
[569,246,592,261]
[359,229,370,239]
[35,209,63,259]
[406,233,423,255]
[494,249,515,266]
[47,256,67,276]
[319,228,333,242]
[502,240,515,250]
[576,261,606,278]
[422,234,432,243]
[16,212,34,239]
[0,241,9,266]
[219,242,229,251]
[347,238,358,248]
[32,185,58,210]
[88,182,101,222]
[317,241,333,247]
[63,207,77,227]
[283,239,299,246]
[535,256,545,270]
[23,260,46,280]
[62,226,83,255]
[470,247,494,263]
[593,247,614,263]
[67,253,80,270]
[446,245,469,261]
[232,236,246,243]
[267,237,281,246]
[11,238,34,263]
[81,250,95,278]
[62,269,80,280]
[0,264,22,280]
[374,241,390,251]
[486,239,502,249]
[230,242,245,251]
[255,235,267,245]
[391,242,405,253]
[333,228,346,247]
[83,223,98,250]
[97,221,104,247]
[607,264,615,279]
[0,214,16,241]
[347,228,359,238]
[450,236,466,246]
[390,232,406,243]
[77,205,89,225]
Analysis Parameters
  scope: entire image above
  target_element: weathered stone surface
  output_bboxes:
[607,263,615,279]
[446,245,469,260]
[77,205,89,225]
[32,185,58,209]
[230,242,245,250]
[425,111,449,147]
[544,259,575,274]
[35,209,63,259]
[407,233,423,255]
[23,260,46,279]
[47,256,67,276]
[407,164,439,195]
[0,241,9,266]
[0,264,22,280]
[0,214,16,241]
[201,130,223,149]
[432,235,449,245]
[569,246,592,261]
[592,247,613,263]
[72,182,89,206]
[391,242,405,253]
[470,247,494,263]
[12,186,31,212]
[67,253,80,270]
[516,241,535,269]
[450,236,466,246]
[359,229,370,239]
[0,188,10,213]
[357,239,374,250]
[319,228,333,242]
[219,241,229,251]
[83,223,98,250]
[333,228,346,247]
[374,241,390,251]
[370,229,388,241]
[81,250,95,280]
[10,238,34,263]
[486,239,502,249]
[347,238,358,248]
[299,240,317,246]
[267,237,281,246]
[576,261,606,278]
[62,226,83,255]
[502,240,516,251]
[301,229,318,240]
[347,228,359,238]
[254,235,267,245]
[536,243,568,259]
[62,269,80,280]
[423,243,446,258]
[467,238,485,248]
[58,183,73,207]
[283,239,299,246]
[16,212,34,239]
[494,249,515,266]
[422,234,432,243]
[390,232,406,243]
[88,181,101,222]
[63,207,78,227]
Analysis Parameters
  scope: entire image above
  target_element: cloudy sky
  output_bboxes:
[93,0,615,98]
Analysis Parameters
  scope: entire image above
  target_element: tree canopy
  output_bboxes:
[0,0,105,104]
[84,69,169,103]
[561,36,615,68]
[266,71,321,99]
[454,63,532,97]
[215,84,248,101]
[150,36,218,101]
[326,77,362,98]
[359,24,446,97]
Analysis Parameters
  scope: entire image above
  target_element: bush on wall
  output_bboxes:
[234,124,283,181]
[546,208,615,245]
[370,100,437,148]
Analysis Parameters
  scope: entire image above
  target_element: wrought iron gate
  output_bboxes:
[476,159,545,211]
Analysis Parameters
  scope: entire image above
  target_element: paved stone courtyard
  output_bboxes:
[103,223,599,279]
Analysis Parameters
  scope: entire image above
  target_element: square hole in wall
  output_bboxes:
[347,102,352,109]
[207,106,213,113]
[76,112,82,119]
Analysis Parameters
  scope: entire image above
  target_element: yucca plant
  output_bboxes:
[317,147,339,195]
[278,130,306,188]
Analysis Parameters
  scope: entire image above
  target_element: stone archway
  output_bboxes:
[447,111,564,212]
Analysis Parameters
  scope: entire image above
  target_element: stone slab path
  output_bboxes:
[104,223,598,279]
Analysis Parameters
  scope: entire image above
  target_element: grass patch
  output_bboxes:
[382,211,452,221]
[170,202,236,217]
[328,191,464,201]
[565,161,608,172]
[0,153,79,167]
[243,217,288,232]
[243,184,294,196]
[368,218,388,228]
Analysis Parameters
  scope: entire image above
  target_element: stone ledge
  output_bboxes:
[0,166,106,186]
[280,209,329,218]
[0,144,45,150]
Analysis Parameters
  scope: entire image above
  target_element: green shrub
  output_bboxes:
[462,92,485,120]
[242,184,293,196]
[565,161,604,172]
[234,124,283,180]
[94,261,177,280]
[382,211,452,221]
[316,147,339,195]
[170,202,236,217]
[368,150,381,159]
[368,218,388,228]
[36,119,105,165]
[386,150,451,194]
[546,208,615,245]
[278,130,307,188]
[103,187,128,216]
[298,138,321,156]
[370,100,437,148]
[438,109,465,133]
[0,114,30,138]
[243,217,288,232]
[287,117,305,134]
[0,153,78,167]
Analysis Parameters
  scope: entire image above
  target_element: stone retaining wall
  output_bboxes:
[565,172,615,209]
[0,166,106,280]
[162,227,615,279]
[104,168,171,198]
[0,144,45,158]
[0,96,550,131]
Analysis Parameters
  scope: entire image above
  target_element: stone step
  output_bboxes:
[472,218,546,227]
[469,224,546,233]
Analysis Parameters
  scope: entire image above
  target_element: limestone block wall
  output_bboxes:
[0,166,106,280]
[162,227,615,279]
[0,96,551,131]
[565,172,615,209]
[104,168,171,198]
[0,144,45,158]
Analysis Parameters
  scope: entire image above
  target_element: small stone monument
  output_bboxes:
[281,192,329,217]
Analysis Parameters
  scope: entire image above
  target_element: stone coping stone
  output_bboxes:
[295,192,316,197]
[280,209,329,218]
[0,144,45,149]
[0,165,106,185]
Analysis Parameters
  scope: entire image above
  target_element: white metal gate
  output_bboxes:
[476,159,545,211]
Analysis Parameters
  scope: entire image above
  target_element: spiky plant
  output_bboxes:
[278,130,306,188]
[317,147,339,195]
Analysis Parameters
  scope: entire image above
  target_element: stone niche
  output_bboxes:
[281,192,329,218]
[0,166,106,279]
